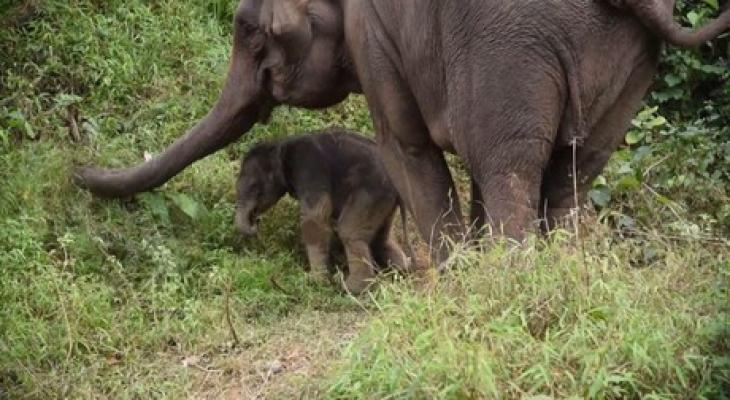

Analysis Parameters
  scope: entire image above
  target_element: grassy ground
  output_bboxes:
[1,1,728,399]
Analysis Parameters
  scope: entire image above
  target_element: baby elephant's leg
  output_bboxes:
[337,193,384,295]
[300,196,333,283]
[341,238,376,295]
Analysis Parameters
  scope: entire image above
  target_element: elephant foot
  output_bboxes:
[343,265,376,295]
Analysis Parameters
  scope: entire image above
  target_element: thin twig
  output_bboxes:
[190,364,224,374]
[642,155,670,179]
[624,228,728,244]
[269,276,299,301]
[67,106,81,142]
[641,183,686,223]
[54,246,74,365]
[224,280,240,348]
[571,138,590,289]
[46,245,74,399]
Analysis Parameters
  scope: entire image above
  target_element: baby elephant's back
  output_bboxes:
[313,129,398,207]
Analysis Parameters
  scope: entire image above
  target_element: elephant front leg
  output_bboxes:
[359,83,463,266]
[352,37,464,268]
[300,197,334,284]
[376,136,464,267]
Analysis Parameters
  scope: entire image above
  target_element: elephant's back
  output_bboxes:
[312,130,398,209]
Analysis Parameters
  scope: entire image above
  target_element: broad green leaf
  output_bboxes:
[644,116,667,130]
[703,0,719,11]
[651,88,684,102]
[588,188,611,208]
[617,215,636,230]
[593,175,607,187]
[637,106,659,119]
[168,193,207,220]
[663,74,682,87]
[616,175,641,192]
[633,146,653,161]
[140,193,171,226]
[7,110,36,139]
[687,11,701,27]
[617,163,635,175]
[625,130,645,145]
[698,64,726,74]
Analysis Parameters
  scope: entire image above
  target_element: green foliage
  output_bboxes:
[591,0,729,234]
[0,1,365,397]
[327,233,729,399]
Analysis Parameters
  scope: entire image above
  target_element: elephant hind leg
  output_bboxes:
[540,59,658,229]
[468,177,487,240]
[336,191,392,294]
[465,128,556,241]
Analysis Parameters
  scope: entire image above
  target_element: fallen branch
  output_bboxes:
[224,280,240,348]
[269,275,299,301]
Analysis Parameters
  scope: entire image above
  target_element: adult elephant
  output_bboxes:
[75,0,729,263]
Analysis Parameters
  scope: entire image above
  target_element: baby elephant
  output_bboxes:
[235,128,410,294]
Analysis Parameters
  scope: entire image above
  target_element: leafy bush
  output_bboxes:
[328,233,729,399]
[591,0,730,234]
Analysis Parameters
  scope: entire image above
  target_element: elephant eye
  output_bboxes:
[248,31,266,54]
[235,18,265,53]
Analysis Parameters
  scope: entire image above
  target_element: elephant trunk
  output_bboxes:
[74,51,272,198]
[235,201,259,236]
[633,2,730,48]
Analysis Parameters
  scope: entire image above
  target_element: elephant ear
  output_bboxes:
[270,0,312,62]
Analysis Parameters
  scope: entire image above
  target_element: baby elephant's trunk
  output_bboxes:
[235,202,258,236]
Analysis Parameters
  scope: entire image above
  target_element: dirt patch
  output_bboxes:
[186,310,364,399]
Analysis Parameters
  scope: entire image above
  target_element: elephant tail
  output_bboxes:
[625,1,730,48]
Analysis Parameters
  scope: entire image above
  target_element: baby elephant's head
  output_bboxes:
[235,144,287,236]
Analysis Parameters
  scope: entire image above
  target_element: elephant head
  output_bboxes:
[234,143,287,236]
[75,0,357,198]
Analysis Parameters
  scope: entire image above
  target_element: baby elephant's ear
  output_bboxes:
[271,0,312,62]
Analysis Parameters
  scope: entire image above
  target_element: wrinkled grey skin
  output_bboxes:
[235,129,410,295]
[75,0,729,265]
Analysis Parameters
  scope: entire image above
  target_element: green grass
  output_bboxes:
[1,1,728,399]
[327,231,729,399]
